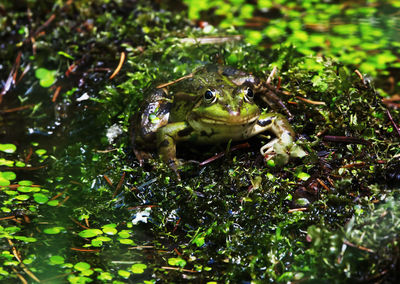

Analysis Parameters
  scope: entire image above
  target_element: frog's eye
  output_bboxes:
[244,88,254,102]
[204,90,217,103]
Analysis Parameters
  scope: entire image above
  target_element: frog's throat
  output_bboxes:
[197,115,258,125]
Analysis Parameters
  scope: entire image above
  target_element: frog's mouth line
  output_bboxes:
[199,115,258,125]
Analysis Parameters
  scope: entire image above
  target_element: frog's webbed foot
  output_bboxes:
[260,133,307,166]
[260,138,290,166]
[133,149,153,166]
[166,158,183,181]
[260,138,278,160]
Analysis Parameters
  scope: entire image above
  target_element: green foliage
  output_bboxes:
[182,0,400,79]
[0,144,16,154]
[35,68,57,88]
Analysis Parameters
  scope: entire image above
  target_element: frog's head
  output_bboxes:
[188,81,260,127]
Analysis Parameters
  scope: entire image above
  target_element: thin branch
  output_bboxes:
[386,109,400,137]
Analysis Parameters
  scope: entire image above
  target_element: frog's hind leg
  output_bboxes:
[157,121,192,178]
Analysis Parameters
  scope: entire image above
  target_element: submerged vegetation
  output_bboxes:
[1,0,399,283]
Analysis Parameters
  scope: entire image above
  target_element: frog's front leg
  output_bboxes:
[156,121,193,175]
[256,113,297,165]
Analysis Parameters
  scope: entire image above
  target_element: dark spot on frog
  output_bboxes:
[257,118,272,126]
[200,129,215,137]
[159,139,169,147]
[178,127,193,138]
[206,64,218,73]
[158,102,172,115]
[222,66,238,76]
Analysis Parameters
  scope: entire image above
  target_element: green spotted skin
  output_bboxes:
[132,64,295,170]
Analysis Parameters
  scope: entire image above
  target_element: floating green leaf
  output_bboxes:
[91,239,103,247]
[50,255,65,265]
[1,171,16,180]
[98,272,113,281]
[168,257,187,268]
[79,229,103,238]
[15,161,26,167]
[43,226,64,235]
[18,180,33,186]
[15,194,30,201]
[17,186,33,193]
[118,230,131,238]
[47,200,60,206]
[14,236,37,242]
[118,269,130,279]
[35,149,47,156]
[74,262,91,271]
[0,144,16,153]
[102,226,117,235]
[33,193,49,204]
[35,68,57,88]
[0,176,10,186]
[131,263,147,274]
[0,158,14,167]
[118,238,134,245]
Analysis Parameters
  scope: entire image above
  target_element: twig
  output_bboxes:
[25,147,33,164]
[12,267,28,284]
[157,73,194,89]
[109,51,126,79]
[7,238,21,262]
[8,239,41,282]
[1,184,40,189]
[3,165,47,171]
[199,142,250,166]
[58,196,70,207]
[17,64,31,84]
[322,135,370,145]
[128,245,154,250]
[96,148,118,153]
[103,175,113,187]
[112,172,126,198]
[386,109,400,137]
[296,96,326,105]
[288,208,308,213]
[0,216,17,221]
[1,104,36,113]
[0,52,22,97]
[69,217,90,229]
[343,239,374,253]
[266,66,277,84]
[70,247,100,252]
[32,14,56,38]
[178,35,242,44]
[354,69,364,82]
[161,266,198,273]
[50,190,67,201]
[341,162,366,169]
[316,178,330,191]
[51,86,62,102]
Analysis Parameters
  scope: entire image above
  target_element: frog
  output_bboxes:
[131,64,303,175]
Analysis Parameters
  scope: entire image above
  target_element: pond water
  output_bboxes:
[1,1,399,283]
